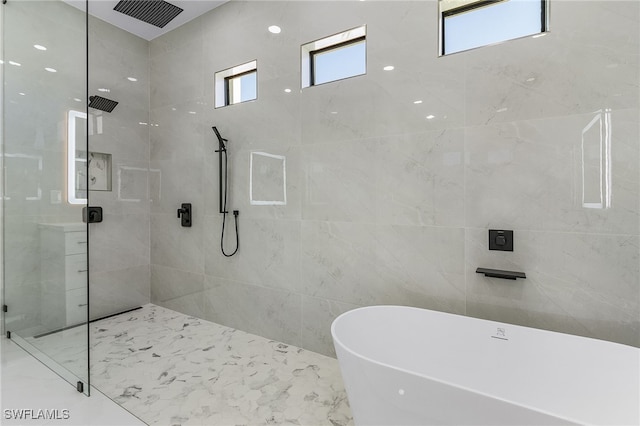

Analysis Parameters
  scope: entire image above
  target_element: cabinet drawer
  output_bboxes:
[66,288,88,326]
[65,254,87,290]
[65,231,87,255]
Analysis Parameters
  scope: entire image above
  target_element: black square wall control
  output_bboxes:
[489,229,513,251]
[82,206,103,224]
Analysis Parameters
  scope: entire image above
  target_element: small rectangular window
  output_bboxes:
[215,60,257,108]
[225,70,257,105]
[440,0,548,56]
[312,38,366,86]
[302,26,366,88]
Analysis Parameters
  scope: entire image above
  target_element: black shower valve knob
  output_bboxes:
[489,229,513,251]
[82,206,103,223]
[177,203,192,227]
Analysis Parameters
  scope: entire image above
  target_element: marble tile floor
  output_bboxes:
[24,304,354,426]
[0,336,146,426]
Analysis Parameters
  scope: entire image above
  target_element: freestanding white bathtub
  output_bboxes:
[331,306,640,425]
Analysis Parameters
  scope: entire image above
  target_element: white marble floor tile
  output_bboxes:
[25,304,353,426]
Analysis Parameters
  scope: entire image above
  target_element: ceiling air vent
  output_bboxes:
[113,0,184,29]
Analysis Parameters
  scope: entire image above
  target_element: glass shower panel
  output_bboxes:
[2,0,90,394]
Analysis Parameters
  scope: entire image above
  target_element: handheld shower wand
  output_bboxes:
[212,126,228,214]
[212,126,239,257]
[212,126,227,152]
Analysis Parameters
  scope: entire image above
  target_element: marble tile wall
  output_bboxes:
[87,16,151,320]
[149,0,640,356]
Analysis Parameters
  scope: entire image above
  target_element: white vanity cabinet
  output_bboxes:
[39,223,88,328]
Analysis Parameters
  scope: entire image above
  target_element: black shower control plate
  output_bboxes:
[489,229,513,251]
[177,203,192,227]
[83,206,103,223]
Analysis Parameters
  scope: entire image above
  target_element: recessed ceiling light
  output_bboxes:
[98,88,110,92]
[383,65,394,71]
[171,107,177,111]
[188,111,196,114]
[330,111,338,114]
[45,67,57,73]
[268,25,282,34]
[496,107,508,113]
[284,88,291,93]
[413,100,423,104]
[73,98,82,102]
[9,61,21,67]
[526,77,536,82]
[139,122,148,126]
[19,92,25,96]
[426,115,435,120]
[34,44,47,51]
[127,77,138,82]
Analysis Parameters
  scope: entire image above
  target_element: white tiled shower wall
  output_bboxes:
[148,1,640,355]
[86,16,151,320]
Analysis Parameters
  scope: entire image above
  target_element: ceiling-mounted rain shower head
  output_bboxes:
[113,0,184,29]
[88,96,119,113]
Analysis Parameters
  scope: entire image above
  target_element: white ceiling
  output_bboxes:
[63,0,228,41]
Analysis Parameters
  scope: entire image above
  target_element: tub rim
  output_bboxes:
[331,304,638,425]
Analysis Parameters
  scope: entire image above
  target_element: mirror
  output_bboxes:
[67,110,87,205]
[67,110,112,204]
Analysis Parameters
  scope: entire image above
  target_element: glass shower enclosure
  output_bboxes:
[1,0,90,394]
